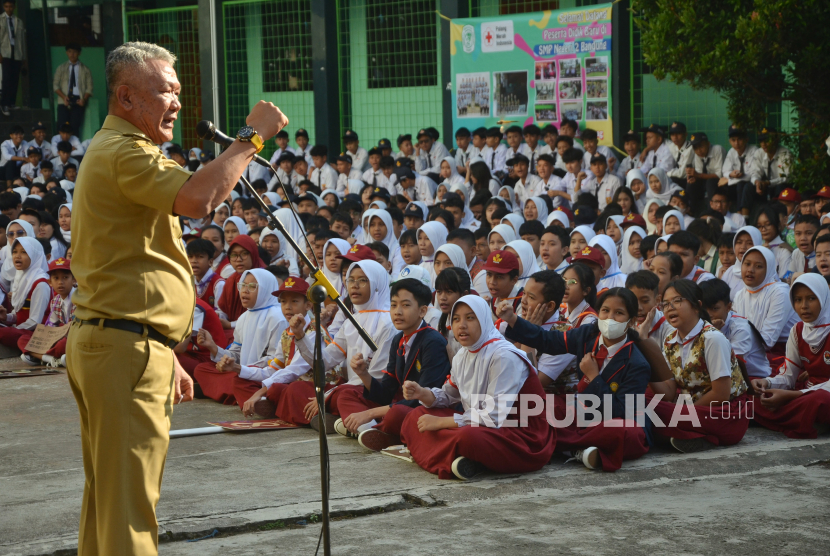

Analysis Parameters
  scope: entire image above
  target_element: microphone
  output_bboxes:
[196,120,272,169]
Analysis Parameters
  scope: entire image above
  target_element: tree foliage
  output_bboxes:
[632,0,830,189]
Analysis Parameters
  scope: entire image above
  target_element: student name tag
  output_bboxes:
[24,324,71,354]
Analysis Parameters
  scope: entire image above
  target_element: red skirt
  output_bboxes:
[399,374,556,479]
[0,326,30,349]
[753,390,830,439]
[548,394,648,472]
[193,362,239,405]
[650,393,751,446]
[273,380,344,425]
[232,376,265,410]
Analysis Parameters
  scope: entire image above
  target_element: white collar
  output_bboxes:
[567,299,589,322]
[667,318,704,345]
[683,267,699,281]
[600,335,626,358]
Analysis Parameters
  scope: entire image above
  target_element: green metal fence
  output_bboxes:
[336,0,443,153]
[125,6,202,149]
[223,0,316,162]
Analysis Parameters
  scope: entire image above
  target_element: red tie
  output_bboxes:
[594,344,609,370]
[805,257,810,273]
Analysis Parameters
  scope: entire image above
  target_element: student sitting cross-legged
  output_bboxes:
[0,238,53,348]
[324,277,453,449]
[497,287,665,472]
[398,295,555,480]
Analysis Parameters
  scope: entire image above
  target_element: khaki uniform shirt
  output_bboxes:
[72,115,195,341]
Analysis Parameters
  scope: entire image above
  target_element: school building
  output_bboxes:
[17,0,789,160]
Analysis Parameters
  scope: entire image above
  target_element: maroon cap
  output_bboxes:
[481,250,519,274]
[272,276,309,297]
[814,186,830,199]
[621,213,647,229]
[776,188,802,204]
[337,244,378,263]
[571,245,605,268]
[48,257,71,273]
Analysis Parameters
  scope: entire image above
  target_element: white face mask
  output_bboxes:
[597,318,629,340]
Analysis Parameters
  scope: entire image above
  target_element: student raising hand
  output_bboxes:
[288,313,306,340]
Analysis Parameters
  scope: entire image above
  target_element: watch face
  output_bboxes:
[238,126,255,140]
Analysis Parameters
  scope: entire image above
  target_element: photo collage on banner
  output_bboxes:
[451,4,613,143]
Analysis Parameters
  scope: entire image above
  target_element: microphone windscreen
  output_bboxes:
[196,120,215,140]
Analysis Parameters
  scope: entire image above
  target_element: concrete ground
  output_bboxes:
[3,370,830,556]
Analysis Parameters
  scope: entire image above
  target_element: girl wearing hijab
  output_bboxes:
[505,239,541,287]
[620,225,646,273]
[434,244,471,283]
[57,203,72,244]
[418,221,448,287]
[439,156,465,187]
[733,246,799,358]
[273,208,307,266]
[589,235,627,293]
[645,167,682,204]
[367,210,405,276]
[449,183,480,231]
[754,205,793,279]
[260,228,300,277]
[523,197,549,225]
[322,238,351,296]
[434,267,471,361]
[283,260,397,429]
[605,214,625,258]
[0,219,36,297]
[499,287,654,471]
[500,213,525,235]
[193,269,286,405]
[643,199,664,235]
[200,225,232,280]
[497,185,520,214]
[0,238,52,348]
[752,274,830,438]
[223,216,248,248]
[662,209,686,235]
[212,202,230,228]
[547,210,570,229]
[569,225,595,255]
[217,236,267,334]
[399,296,556,480]
[488,223,517,252]
[650,279,750,453]
[37,211,68,262]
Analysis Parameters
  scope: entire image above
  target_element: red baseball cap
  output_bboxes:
[481,250,519,274]
[554,207,573,221]
[776,188,802,204]
[337,244,377,263]
[571,245,605,268]
[621,213,647,229]
[272,276,309,297]
[48,257,71,273]
[814,186,830,199]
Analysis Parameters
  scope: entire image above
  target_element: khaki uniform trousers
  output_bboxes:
[66,320,174,556]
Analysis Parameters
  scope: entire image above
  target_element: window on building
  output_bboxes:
[261,0,313,93]
[366,0,437,89]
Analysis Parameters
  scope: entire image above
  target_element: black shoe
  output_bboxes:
[193,382,207,399]
[451,456,485,480]
[670,437,715,453]
[309,413,338,435]
[253,398,276,419]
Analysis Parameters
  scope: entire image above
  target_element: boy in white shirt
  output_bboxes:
[26,122,53,161]
[538,124,558,156]
[719,124,760,216]
[519,124,544,175]
[267,130,295,166]
[504,125,524,172]
[362,147,383,187]
[480,127,507,178]
[395,133,417,165]
[453,127,472,176]
[414,128,450,176]
[615,130,641,180]
[336,153,364,195]
[308,145,338,193]
[50,123,84,158]
[507,154,541,207]
[665,122,695,187]
[638,123,676,175]
[560,148,586,207]
[343,129,368,172]
[294,128,314,166]
[377,138,393,159]
[685,132,725,215]
[395,166,436,206]
[580,128,616,174]
[20,146,41,181]
[468,127,486,160]
[752,127,792,200]
[537,154,566,208]
[580,154,621,211]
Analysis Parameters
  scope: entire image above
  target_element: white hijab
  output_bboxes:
[234,269,285,366]
[369,200,388,211]
[731,226,764,278]
[223,216,249,237]
[346,260,393,359]
[507,239,541,281]
[449,183,477,228]
[262,192,279,207]
[655,234,671,253]
[569,225,596,245]
[361,209,377,244]
[626,168,647,211]
[58,203,72,243]
[322,238,351,295]
[10,237,49,313]
[605,214,625,251]
[435,243,471,282]
[526,197,549,225]
[441,156,465,186]
[734,246,793,342]
[501,213,525,233]
[1,219,36,290]
[645,167,682,203]
[791,274,830,347]
[620,225,646,274]
[662,209,686,232]
[589,234,625,281]
[643,198,664,235]
[488,223,517,246]
[348,179,365,195]
[274,208,306,262]
[497,186,517,212]
[418,221,448,259]
[547,210,570,228]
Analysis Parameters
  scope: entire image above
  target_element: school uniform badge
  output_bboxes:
[823,351,830,365]
[610,382,619,392]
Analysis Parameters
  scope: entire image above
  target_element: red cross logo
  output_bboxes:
[485,30,493,44]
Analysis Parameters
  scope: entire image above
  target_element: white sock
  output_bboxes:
[357,420,378,433]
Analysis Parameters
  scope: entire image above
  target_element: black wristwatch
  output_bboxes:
[237,125,264,153]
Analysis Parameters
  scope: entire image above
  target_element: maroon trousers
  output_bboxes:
[753,390,830,439]
[272,380,347,425]
[193,362,238,405]
[232,376,264,410]
[650,393,751,446]
[400,375,556,479]
[0,327,31,349]
[16,332,68,357]
[176,351,212,378]
[333,385,411,438]
[548,395,648,472]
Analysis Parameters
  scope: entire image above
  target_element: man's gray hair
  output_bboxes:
[106,42,177,95]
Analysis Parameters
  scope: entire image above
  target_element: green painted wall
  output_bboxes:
[48,46,107,139]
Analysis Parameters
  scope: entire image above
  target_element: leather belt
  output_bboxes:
[76,318,179,349]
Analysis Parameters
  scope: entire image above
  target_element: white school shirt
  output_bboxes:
[518,142,545,174]
[268,147,299,166]
[454,143,474,172]
[665,319,734,382]
[50,134,84,158]
[560,172,579,203]
[262,316,313,387]
[582,173,622,211]
[751,145,792,188]
[362,167,385,189]
[768,326,830,392]
[9,281,51,330]
[666,140,695,178]
[767,239,793,280]
[615,154,641,180]
[415,141,450,175]
[267,167,293,192]
[721,145,761,186]
[345,146,369,173]
[210,319,287,383]
[638,142,676,175]
[0,140,25,165]
[721,311,771,378]
[25,139,53,161]
[789,250,816,277]
[538,174,567,208]
[692,144,725,178]
[336,168,364,195]
[309,163,339,192]
[20,162,39,181]
[242,161,271,185]
[496,312,576,382]
[645,309,675,349]
[469,259,488,298]
[296,311,396,386]
[397,175,437,206]
[512,174,543,208]
[725,211,746,229]
[49,156,79,180]
[480,144,508,175]
[684,266,715,283]
[581,145,617,171]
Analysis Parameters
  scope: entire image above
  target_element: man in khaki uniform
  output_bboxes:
[67,42,287,555]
